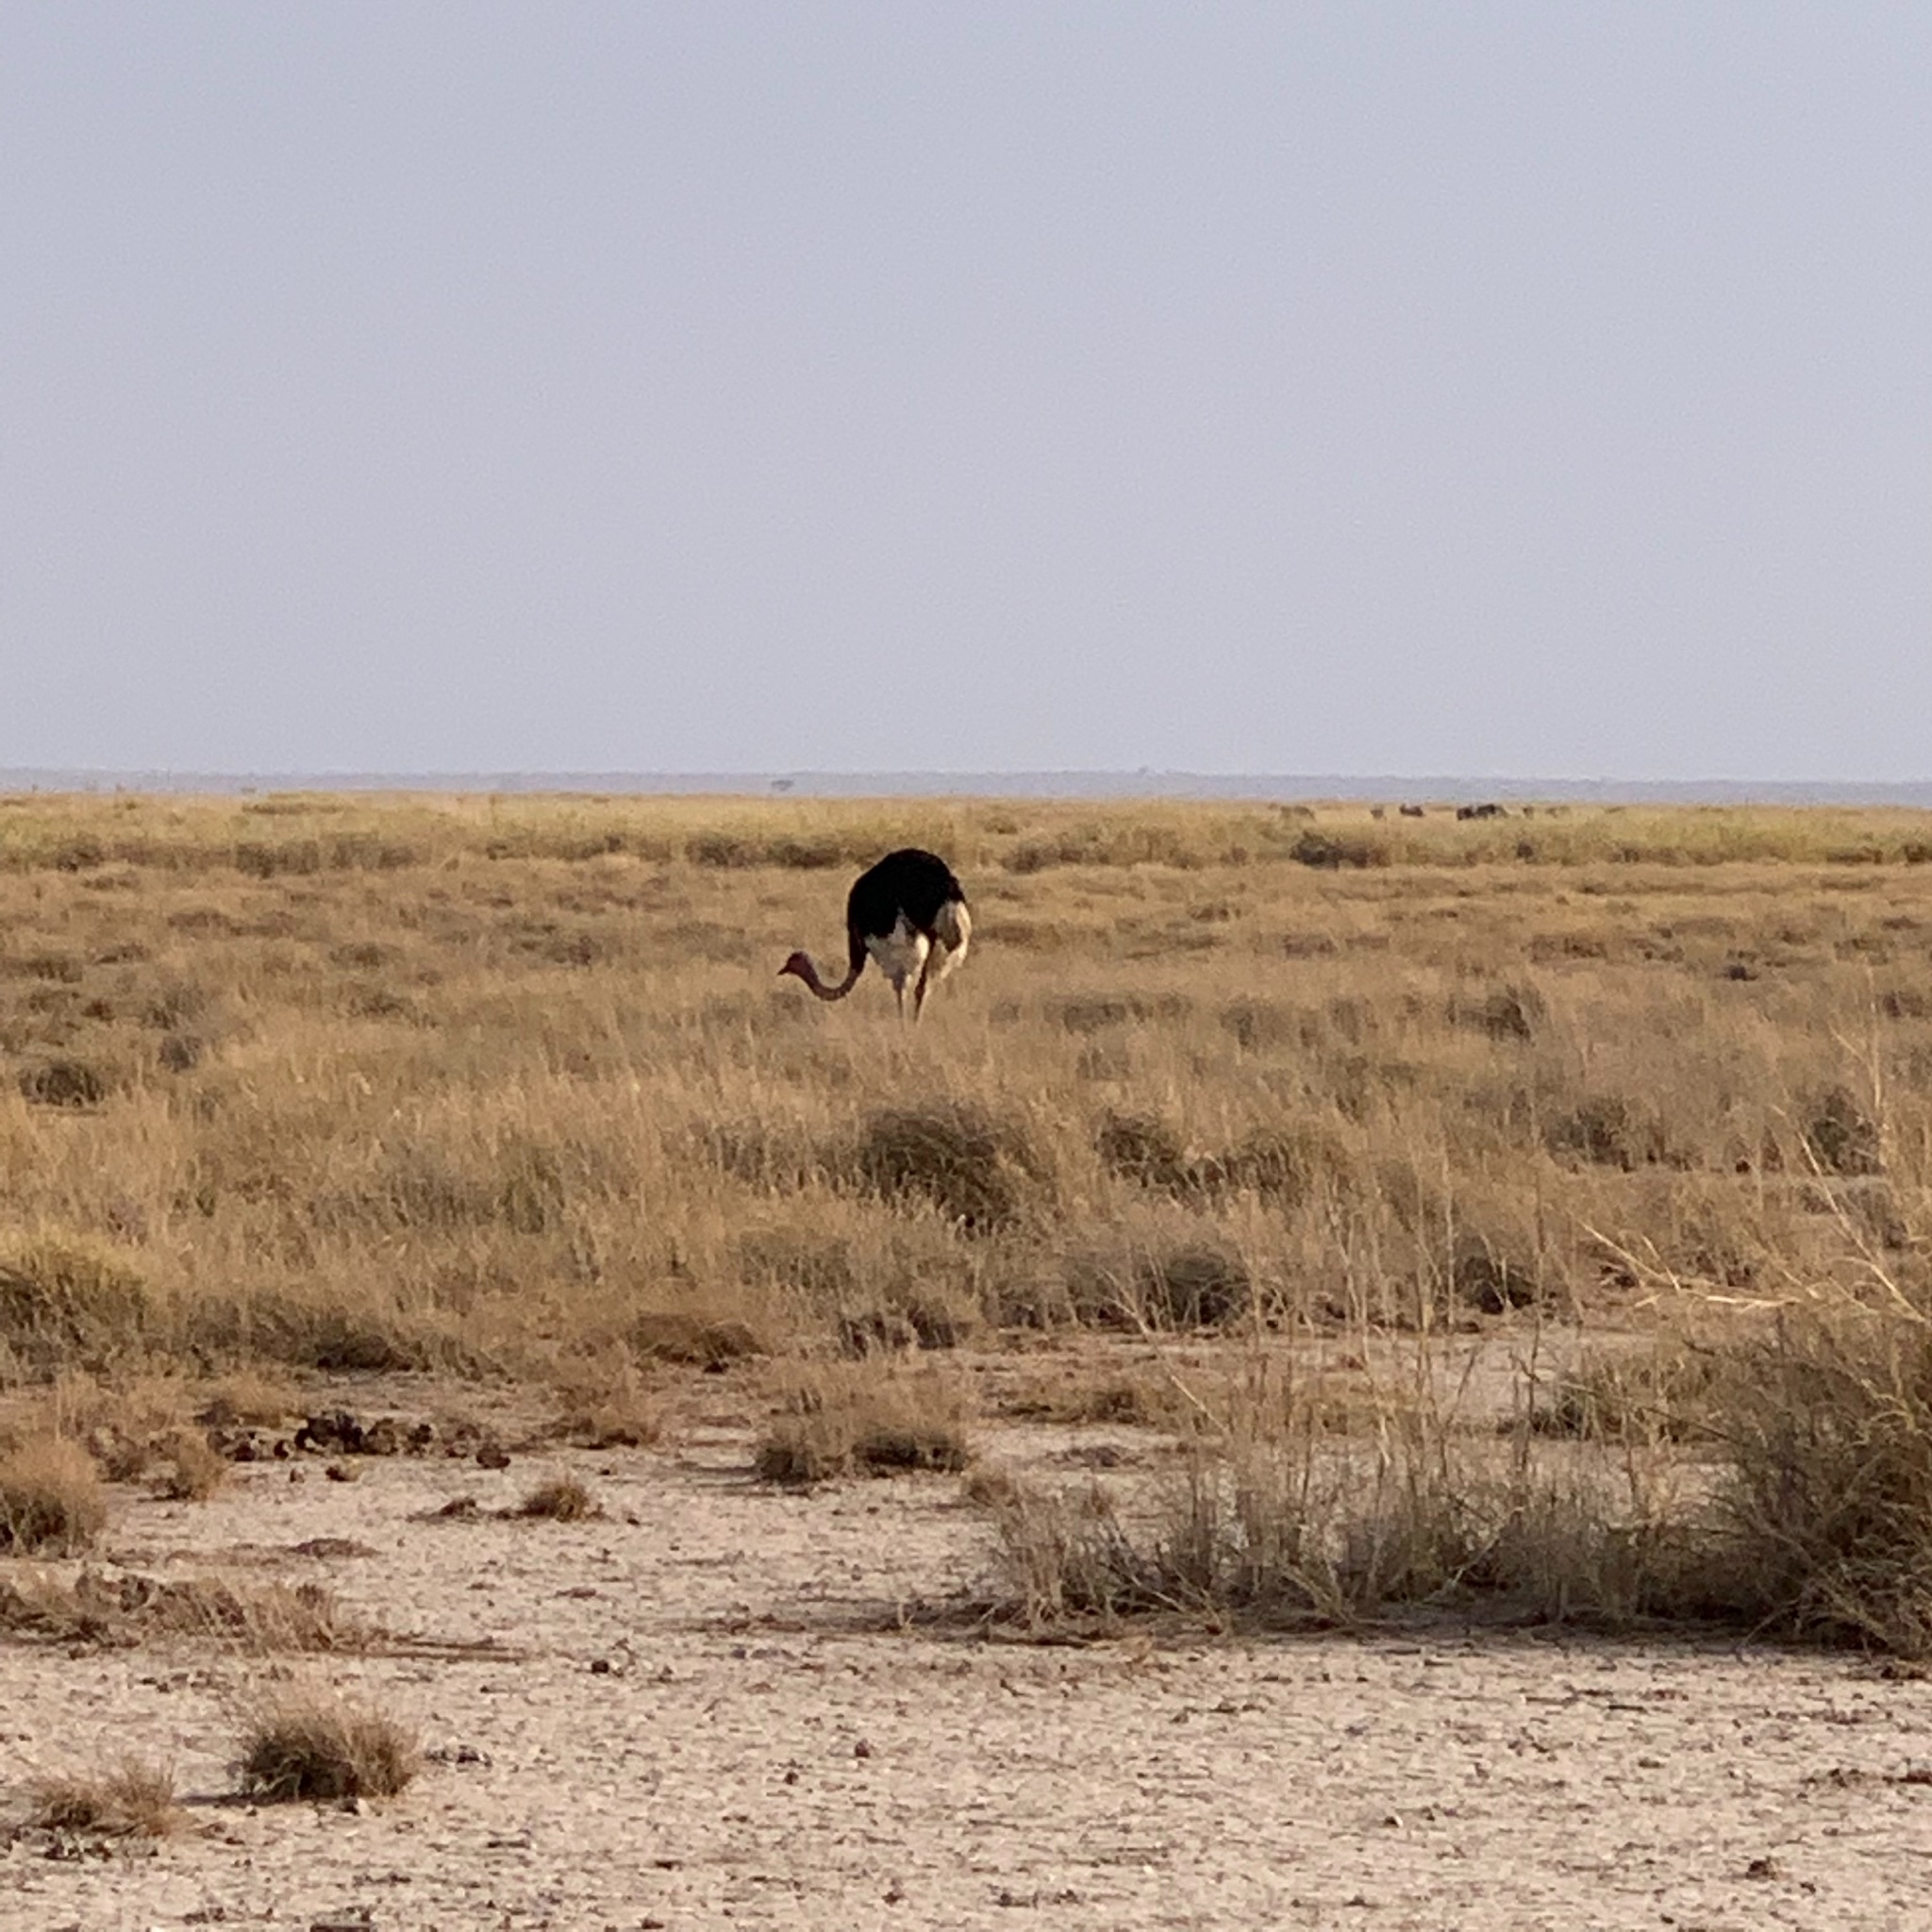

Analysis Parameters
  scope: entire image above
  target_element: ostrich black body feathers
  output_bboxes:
[778,847,972,1019]
[841,848,968,976]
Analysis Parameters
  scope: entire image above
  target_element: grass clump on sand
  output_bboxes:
[0,1436,108,1555]
[546,1365,663,1448]
[516,1474,602,1521]
[26,1757,184,1839]
[0,1569,372,1653]
[152,1425,228,1501]
[756,1365,974,1485]
[977,1289,1932,1659]
[1709,1308,1932,1654]
[235,1689,419,1802]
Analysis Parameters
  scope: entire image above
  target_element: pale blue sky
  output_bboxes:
[3,5,1926,779]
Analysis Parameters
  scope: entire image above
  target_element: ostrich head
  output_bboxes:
[777,950,813,984]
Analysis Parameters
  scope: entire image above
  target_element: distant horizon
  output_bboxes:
[8,768,1932,809]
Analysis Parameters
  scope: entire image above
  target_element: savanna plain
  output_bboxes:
[7,791,1932,1929]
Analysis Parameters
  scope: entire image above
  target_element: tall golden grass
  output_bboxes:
[5,791,1928,1372]
[6,790,1932,1645]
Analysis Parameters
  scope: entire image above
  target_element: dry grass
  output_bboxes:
[0,1434,107,1553]
[0,1567,374,1652]
[11,791,1932,1646]
[546,1364,663,1448]
[8,791,1932,1374]
[756,1364,975,1484]
[194,1369,304,1428]
[517,1474,602,1521]
[234,1688,419,1802]
[25,1757,184,1839]
[151,1425,227,1501]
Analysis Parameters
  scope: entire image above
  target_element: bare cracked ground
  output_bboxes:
[8,1401,1932,1932]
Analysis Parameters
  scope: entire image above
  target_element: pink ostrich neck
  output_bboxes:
[794,953,861,1001]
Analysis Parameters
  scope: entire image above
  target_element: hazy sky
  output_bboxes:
[4,5,1926,779]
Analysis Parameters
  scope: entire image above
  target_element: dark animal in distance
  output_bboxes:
[1457,802,1507,821]
[779,849,971,1021]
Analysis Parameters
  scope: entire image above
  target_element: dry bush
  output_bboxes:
[235,1689,419,1802]
[195,1369,304,1428]
[846,1101,1041,1231]
[976,1279,1932,1659]
[1062,1241,1253,1331]
[756,1365,974,1485]
[1522,1341,1727,1444]
[547,1365,662,1448]
[26,1757,183,1839]
[152,1426,227,1501]
[0,1567,371,1652]
[628,1310,763,1368]
[979,1438,1694,1637]
[995,1366,1178,1426]
[0,1436,107,1554]
[517,1474,602,1521]
[1701,1307,1932,1652]
[0,1236,152,1375]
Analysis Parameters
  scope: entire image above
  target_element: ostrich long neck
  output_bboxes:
[792,951,862,1001]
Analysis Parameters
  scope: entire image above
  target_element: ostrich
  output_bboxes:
[778,848,971,1021]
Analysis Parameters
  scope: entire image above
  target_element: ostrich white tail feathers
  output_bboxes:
[931,898,971,963]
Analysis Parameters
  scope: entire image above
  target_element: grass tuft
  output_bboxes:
[0,1436,108,1554]
[517,1474,602,1521]
[849,1101,1037,1231]
[27,1757,184,1838]
[756,1365,974,1485]
[235,1689,419,1802]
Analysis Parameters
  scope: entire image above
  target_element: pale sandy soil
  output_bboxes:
[7,1385,1932,1932]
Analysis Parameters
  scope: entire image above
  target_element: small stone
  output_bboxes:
[476,1443,511,1470]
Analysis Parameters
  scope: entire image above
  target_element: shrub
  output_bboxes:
[0,1236,152,1374]
[1705,1311,1932,1652]
[236,1690,419,1802]
[27,1758,183,1838]
[755,1367,974,1485]
[849,1101,1038,1231]
[1802,1088,1881,1177]
[1093,1110,1190,1191]
[1289,829,1388,870]
[153,1426,228,1502]
[517,1475,602,1521]
[0,1436,108,1554]
[17,1058,110,1108]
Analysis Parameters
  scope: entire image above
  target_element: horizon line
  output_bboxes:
[6,766,1932,807]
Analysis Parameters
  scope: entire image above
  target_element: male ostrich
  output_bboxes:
[779,848,971,1021]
